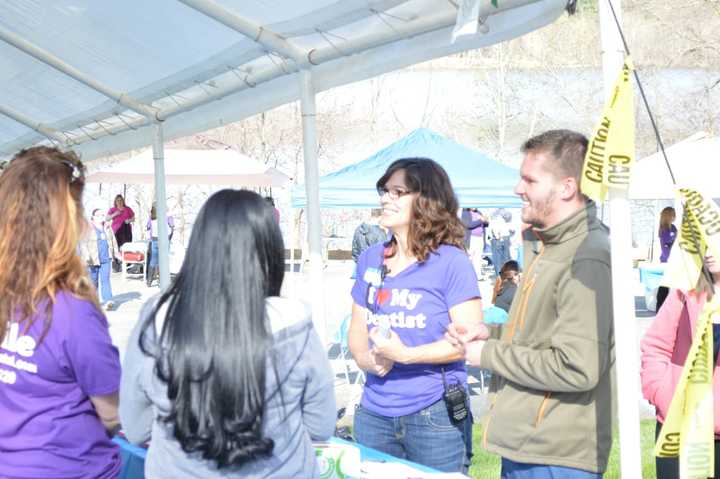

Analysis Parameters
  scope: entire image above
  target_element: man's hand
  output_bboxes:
[445,322,490,368]
[461,340,486,368]
[370,328,411,364]
[446,322,489,345]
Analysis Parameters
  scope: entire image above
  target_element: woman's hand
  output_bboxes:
[364,349,393,377]
[370,328,411,364]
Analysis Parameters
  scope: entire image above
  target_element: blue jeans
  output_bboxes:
[491,237,511,275]
[89,262,113,303]
[148,239,159,267]
[501,458,602,479]
[354,399,472,473]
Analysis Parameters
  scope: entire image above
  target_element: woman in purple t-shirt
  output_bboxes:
[0,147,122,479]
[349,158,489,474]
[658,206,677,263]
[656,206,677,311]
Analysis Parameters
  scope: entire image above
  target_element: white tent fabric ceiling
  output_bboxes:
[86,148,291,187]
[0,0,567,162]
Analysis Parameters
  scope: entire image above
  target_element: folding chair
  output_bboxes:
[121,241,148,282]
[330,314,365,386]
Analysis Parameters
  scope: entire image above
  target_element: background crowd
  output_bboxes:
[0,129,716,479]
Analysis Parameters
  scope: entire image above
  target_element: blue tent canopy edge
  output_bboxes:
[292,128,522,209]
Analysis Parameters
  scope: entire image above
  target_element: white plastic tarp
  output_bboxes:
[629,132,720,199]
[87,148,291,187]
[0,0,567,161]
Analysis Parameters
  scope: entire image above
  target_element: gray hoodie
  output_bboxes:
[119,296,336,478]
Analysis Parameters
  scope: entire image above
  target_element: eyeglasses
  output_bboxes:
[377,186,414,200]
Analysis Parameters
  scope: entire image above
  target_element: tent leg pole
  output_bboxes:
[299,69,326,344]
[600,1,642,477]
[287,189,297,297]
[153,123,171,290]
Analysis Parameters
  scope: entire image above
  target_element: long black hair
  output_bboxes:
[139,189,285,468]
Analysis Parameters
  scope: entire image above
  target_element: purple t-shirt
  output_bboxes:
[659,225,677,263]
[0,291,121,479]
[351,243,480,417]
[470,210,486,237]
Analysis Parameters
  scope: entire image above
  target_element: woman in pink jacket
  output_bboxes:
[640,252,720,479]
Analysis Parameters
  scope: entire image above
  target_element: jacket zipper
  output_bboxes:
[506,242,544,342]
[535,392,552,426]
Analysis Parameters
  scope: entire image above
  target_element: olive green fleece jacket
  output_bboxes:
[480,201,615,473]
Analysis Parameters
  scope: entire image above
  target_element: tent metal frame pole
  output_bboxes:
[0,26,158,120]
[165,0,537,120]
[177,0,306,64]
[0,25,171,286]
[152,123,171,289]
[0,104,68,146]
[299,69,326,343]
[600,0,642,476]
[12,0,546,138]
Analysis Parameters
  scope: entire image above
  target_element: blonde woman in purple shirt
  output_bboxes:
[0,147,122,479]
[349,158,488,473]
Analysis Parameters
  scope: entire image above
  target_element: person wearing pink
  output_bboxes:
[640,252,720,479]
[106,194,135,249]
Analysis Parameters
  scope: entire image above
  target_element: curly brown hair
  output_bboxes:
[0,146,98,344]
[376,158,465,261]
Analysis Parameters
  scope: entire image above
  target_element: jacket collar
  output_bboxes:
[534,201,601,245]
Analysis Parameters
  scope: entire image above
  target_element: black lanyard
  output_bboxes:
[364,260,388,314]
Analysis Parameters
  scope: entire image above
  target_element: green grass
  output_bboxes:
[469,419,658,478]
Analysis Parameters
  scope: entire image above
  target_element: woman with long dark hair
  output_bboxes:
[348,158,487,473]
[0,147,122,478]
[120,189,335,478]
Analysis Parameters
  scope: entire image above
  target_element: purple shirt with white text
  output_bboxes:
[0,291,121,479]
[351,243,480,417]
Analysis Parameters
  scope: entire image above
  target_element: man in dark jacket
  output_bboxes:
[448,130,613,478]
[351,209,387,263]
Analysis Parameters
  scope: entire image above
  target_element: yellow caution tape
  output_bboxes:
[654,300,715,479]
[655,186,718,478]
[661,188,720,291]
[580,57,636,202]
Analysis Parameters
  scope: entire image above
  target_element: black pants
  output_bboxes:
[655,421,720,478]
[656,286,670,312]
[114,221,132,249]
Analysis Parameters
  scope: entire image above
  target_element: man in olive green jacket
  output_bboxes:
[449,130,614,477]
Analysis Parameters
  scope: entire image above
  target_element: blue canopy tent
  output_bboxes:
[292,128,521,209]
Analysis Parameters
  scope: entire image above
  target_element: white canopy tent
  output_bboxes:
[0,0,568,161]
[0,0,569,341]
[87,148,291,187]
[629,132,720,199]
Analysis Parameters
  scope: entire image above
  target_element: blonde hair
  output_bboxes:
[0,147,98,343]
